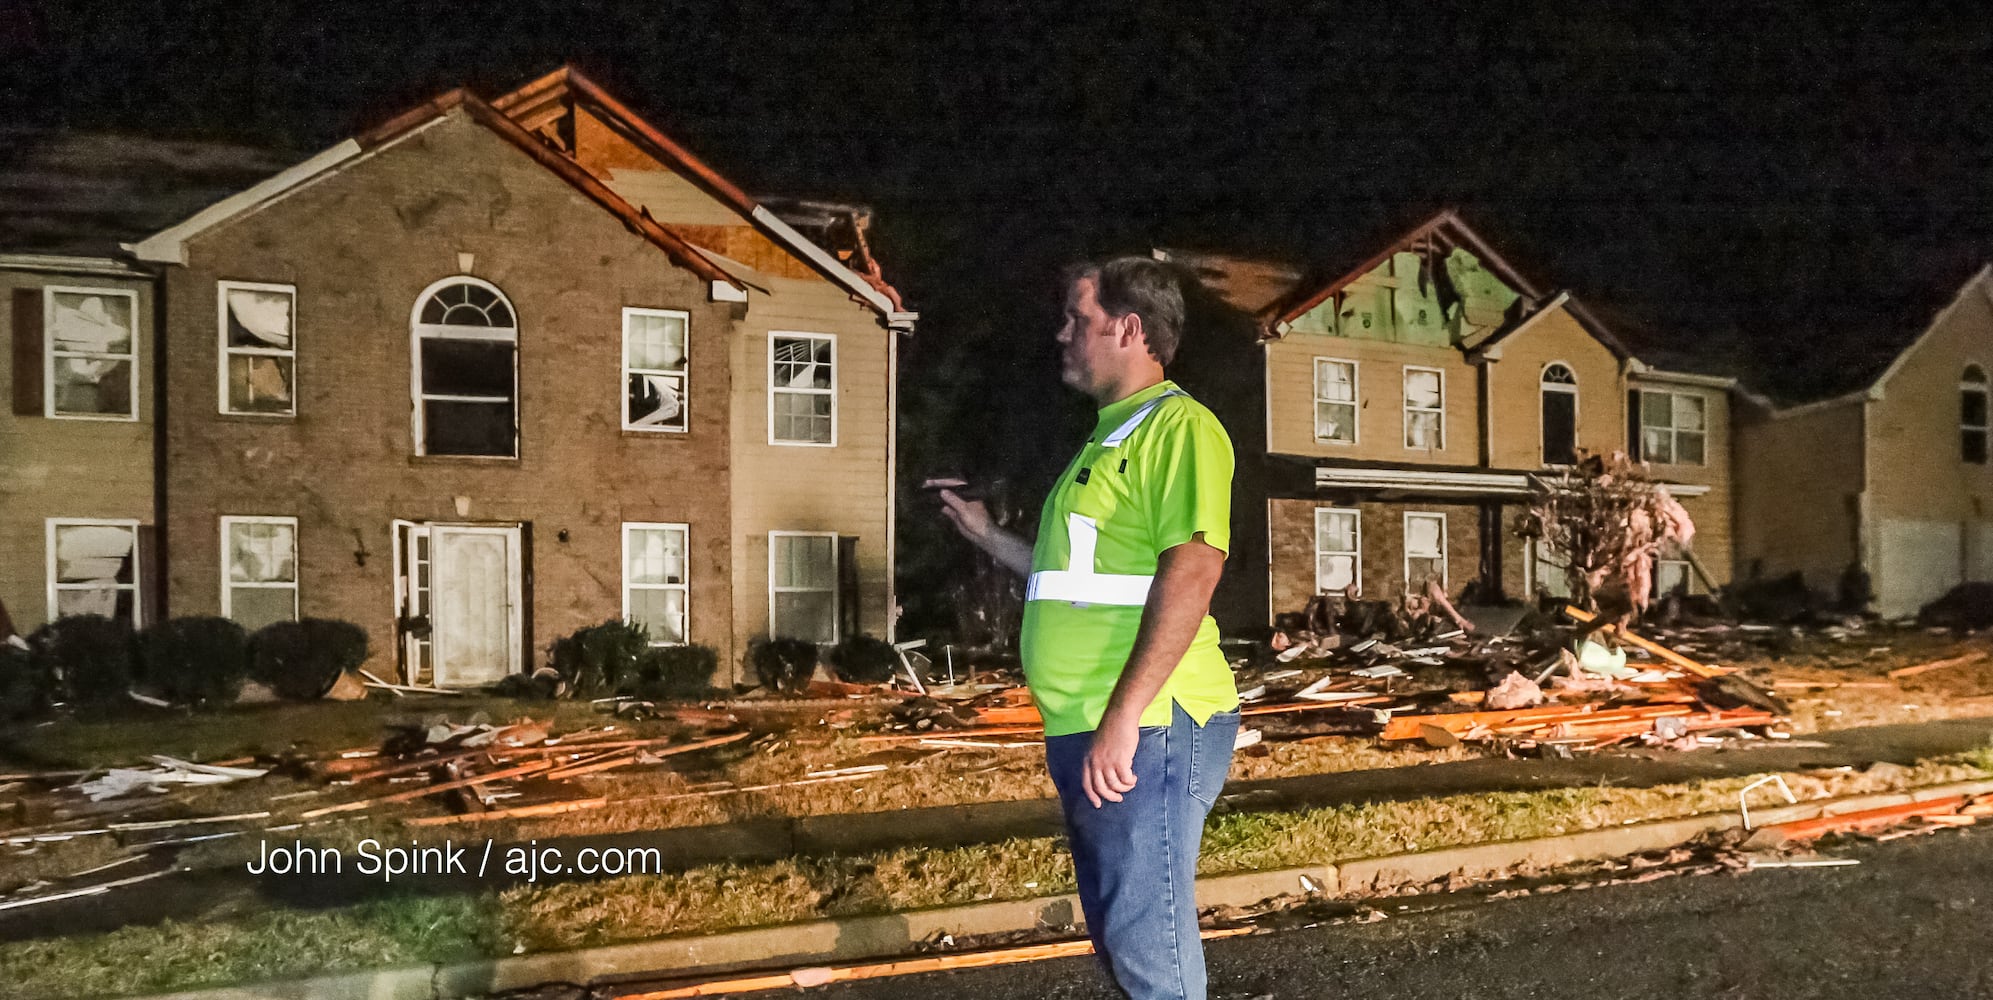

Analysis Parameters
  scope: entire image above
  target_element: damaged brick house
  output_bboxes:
[1162,212,1737,628]
[1,131,291,639]
[3,67,914,686]
[1736,265,1993,619]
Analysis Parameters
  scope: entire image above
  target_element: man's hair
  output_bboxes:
[1065,256,1186,366]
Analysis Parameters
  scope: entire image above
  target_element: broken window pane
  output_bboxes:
[628,372,685,430]
[1317,554,1356,592]
[771,336,834,444]
[1316,401,1355,443]
[773,337,833,389]
[1406,411,1440,450]
[627,312,686,371]
[1315,510,1360,593]
[1643,426,1674,464]
[1405,515,1444,556]
[52,522,138,625]
[49,292,132,354]
[423,400,516,456]
[421,340,514,398]
[1675,395,1705,432]
[225,288,292,349]
[627,528,686,585]
[226,355,295,413]
[1404,370,1442,409]
[52,357,133,416]
[1314,359,1356,443]
[228,521,296,583]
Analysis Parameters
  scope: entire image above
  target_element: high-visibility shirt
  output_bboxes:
[1019,379,1240,737]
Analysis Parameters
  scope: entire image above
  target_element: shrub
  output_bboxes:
[751,637,818,694]
[549,620,651,697]
[140,616,249,710]
[632,644,721,700]
[0,640,53,721]
[250,619,370,700]
[28,615,136,713]
[828,634,899,684]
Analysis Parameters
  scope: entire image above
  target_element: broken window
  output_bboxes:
[624,309,689,432]
[1541,364,1578,466]
[48,519,140,624]
[1314,508,1361,595]
[1529,537,1574,599]
[770,532,838,643]
[1403,367,1444,450]
[770,334,834,445]
[223,516,298,630]
[1404,512,1447,590]
[413,279,518,458]
[45,287,137,420]
[1639,390,1707,466]
[1313,358,1357,444]
[1963,366,1988,464]
[625,523,689,644]
[219,282,296,415]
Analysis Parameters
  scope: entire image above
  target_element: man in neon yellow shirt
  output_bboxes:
[941,256,1240,1000]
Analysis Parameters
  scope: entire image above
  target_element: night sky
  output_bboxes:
[5,1,1990,621]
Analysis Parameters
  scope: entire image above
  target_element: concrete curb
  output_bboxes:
[134,777,1993,1000]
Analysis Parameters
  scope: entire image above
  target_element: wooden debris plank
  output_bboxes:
[1758,795,1967,842]
[1562,605,1729,678]
[858,725,1044,744]
[543,750,643,781]
[404,797,611,827]
[1887,651,1989,679]
[298,759,554,818]
[1243,698,1389,717]
[617,928,1252,999]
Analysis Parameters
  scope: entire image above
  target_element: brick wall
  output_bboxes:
[1268,497,1487,621]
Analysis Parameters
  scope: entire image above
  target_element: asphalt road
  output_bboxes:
[736,827,1993,1000]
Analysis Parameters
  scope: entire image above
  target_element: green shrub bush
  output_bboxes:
[828,634,899,684]
[140,616,249,710]
[29,615,136,713]
[0,640,53,721]
[250,619,370,700]
[632,644,721,699]
[549,620,651,696]
[751,637,818,694]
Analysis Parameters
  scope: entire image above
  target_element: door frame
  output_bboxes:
[395,521,524,687]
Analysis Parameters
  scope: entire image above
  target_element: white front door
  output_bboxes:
[429,524,522,687]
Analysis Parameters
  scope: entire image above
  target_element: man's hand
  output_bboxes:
[938,489,1034,577]
[937,489,993,542]
[1082,714,1141,807]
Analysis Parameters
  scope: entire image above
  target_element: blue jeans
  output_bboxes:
[1046,703,1239,1000]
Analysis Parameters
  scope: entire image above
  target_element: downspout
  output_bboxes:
[885,324,902,642]
[150,270,170,622]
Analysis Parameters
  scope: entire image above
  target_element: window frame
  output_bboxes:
[220,515,300,626]
[409,276,520,459]
[216,280,298,417]
[1539,361,1580,466]
[622,307,691,433]
[1312,356,1359,445]
[1402,364,1446,451]
[45,517,143,624]
[767,332,838,447]
[768,530,841,643]
[43,285,140,422]
[623,522,691,646]
[1313,506,1363,597]
[1638,388,1709,467]
[1963,364,1988,465]
[1403,510,1448,590]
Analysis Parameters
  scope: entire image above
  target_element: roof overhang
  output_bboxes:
[0,253,151,277]
[1313,465,1712,498]
[125,139,368,264]
[1627,367,1739,390]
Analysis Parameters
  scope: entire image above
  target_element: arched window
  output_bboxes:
[411,278,518,458]
[1963,365,1988,465]
[1540,363,1578,465]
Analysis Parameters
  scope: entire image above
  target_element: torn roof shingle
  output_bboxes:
[0,128,293,258]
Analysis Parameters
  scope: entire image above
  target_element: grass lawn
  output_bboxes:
[5,748,1988,1000]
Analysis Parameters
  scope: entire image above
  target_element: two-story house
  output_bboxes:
[1,131,286,639]
[1737,265,1993,618]
[118,68,913,686]
[1163,211,1736,629]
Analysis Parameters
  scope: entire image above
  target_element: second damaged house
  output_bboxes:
[1162,211,1738,628]
[122,67,914,685]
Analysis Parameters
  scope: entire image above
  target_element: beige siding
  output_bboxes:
[1863,276,1993,614]
[1264,335,1478,464]
[730,274,893,674]
[1735,399,1864,590]
[1630,375,1736,586]
[1486,307,1626,470]
[0,269,156,634]
[604,169,742,228]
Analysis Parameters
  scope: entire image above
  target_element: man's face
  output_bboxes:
[1056,276,1125,395]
